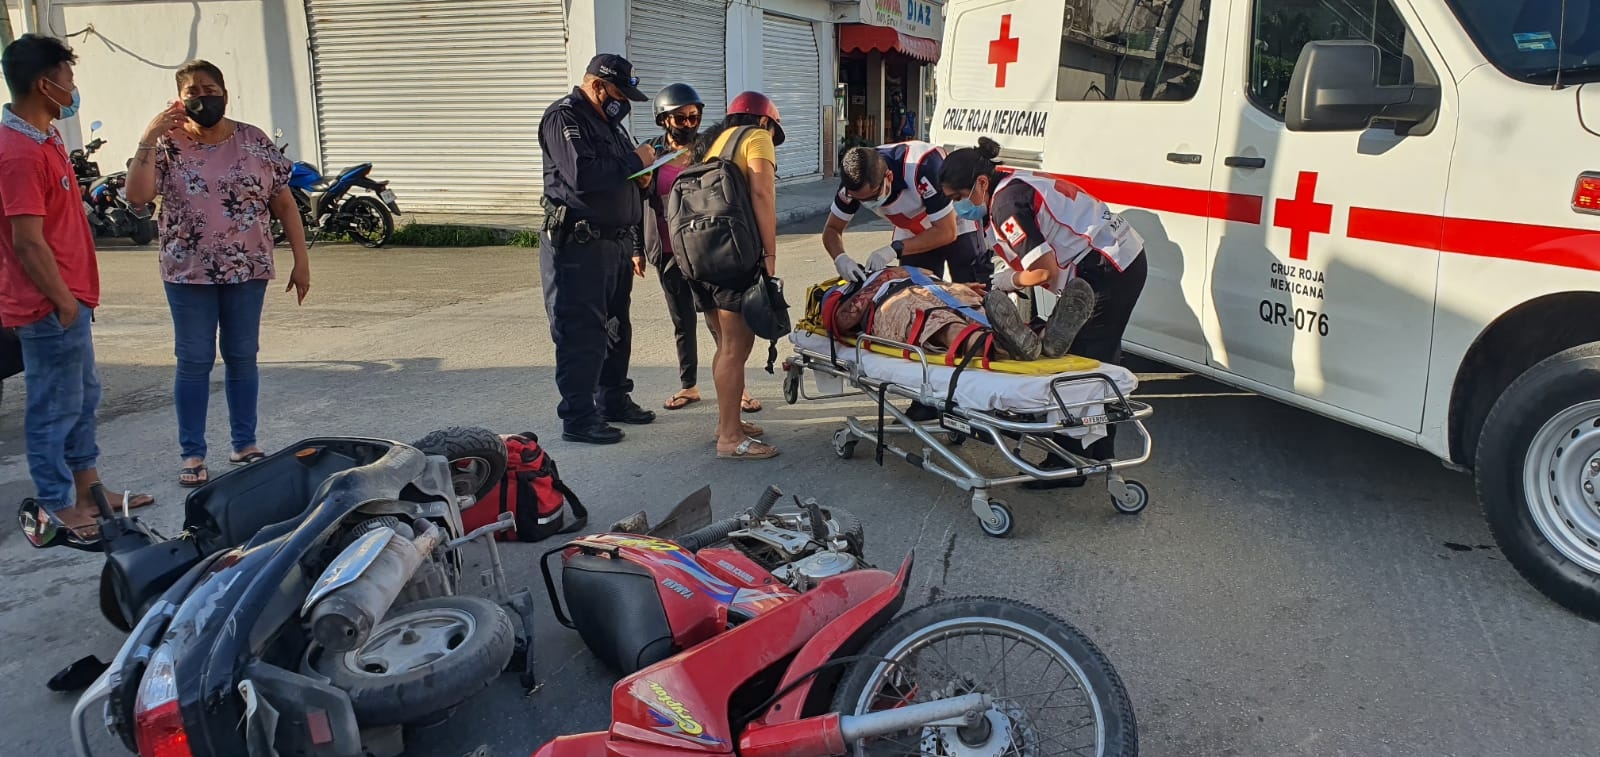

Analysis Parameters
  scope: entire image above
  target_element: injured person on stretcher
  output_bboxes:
[822,266,1098,362]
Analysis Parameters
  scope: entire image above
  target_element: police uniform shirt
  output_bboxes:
[539,88,646,230]
[987,172,1145,294]
[830,141,979,243]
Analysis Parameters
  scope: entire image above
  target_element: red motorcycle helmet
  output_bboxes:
[727,91,786,147]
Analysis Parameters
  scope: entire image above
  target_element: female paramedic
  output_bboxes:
[823,142,992,285]
[940,136,1149,489]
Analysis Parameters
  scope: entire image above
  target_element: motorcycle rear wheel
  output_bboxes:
[411,426,508,503]
[345,195,394,248]
[832,596,1138,757]
[312,595,514,726]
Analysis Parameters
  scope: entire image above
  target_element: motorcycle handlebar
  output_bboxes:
[673,486,782,552]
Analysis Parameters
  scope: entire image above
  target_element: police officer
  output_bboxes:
[539,54,658,445]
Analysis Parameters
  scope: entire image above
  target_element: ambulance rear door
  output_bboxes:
[1203,0,1456,432]
[937,0,1231,366]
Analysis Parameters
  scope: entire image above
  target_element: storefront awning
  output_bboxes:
[839,24,941,64]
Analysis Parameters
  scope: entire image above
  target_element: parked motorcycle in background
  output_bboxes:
[271,129,400,248]
[72,121,157,246]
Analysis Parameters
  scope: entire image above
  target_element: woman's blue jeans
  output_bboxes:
[164,279,268,461]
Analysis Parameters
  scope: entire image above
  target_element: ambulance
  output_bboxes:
[930,0,1600,620]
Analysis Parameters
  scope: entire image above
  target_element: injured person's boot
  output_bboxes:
[1041,278,1097,359]
[983,290,1042,361]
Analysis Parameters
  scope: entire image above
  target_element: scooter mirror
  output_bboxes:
[17,500,102,551]
[89,120,102,132]
[18,500,66,548]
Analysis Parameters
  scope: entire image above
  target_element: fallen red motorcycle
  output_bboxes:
[534,486,1138,757]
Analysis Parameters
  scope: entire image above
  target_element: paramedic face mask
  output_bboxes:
[950,175,991,221]
[859,177,892,210]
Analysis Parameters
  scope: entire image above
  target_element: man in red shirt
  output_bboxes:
[2,34,152,538]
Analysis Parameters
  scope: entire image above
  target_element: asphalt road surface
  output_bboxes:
[2,219,1595,757]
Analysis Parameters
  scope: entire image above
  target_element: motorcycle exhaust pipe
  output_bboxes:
[309,521,440,652]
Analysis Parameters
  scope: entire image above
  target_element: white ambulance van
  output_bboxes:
[930,0,1600,619]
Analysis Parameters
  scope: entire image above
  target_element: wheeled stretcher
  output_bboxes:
[780,325,1154,537]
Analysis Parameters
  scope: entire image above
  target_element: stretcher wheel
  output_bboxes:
[832,429,858,460]
[782,365,800,405]
[1112,480,1149,515]
[980,500,1014,538]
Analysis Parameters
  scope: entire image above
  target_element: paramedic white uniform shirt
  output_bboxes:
[988,173,1145,294]
[832,141,980,243]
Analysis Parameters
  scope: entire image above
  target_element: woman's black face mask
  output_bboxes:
[183,95,227,128]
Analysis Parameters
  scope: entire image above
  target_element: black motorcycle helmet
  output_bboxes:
[654,83,705,126]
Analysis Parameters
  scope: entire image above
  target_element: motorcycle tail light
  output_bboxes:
[133,643,193,757]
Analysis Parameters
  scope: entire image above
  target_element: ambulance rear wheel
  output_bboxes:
[1477,343,1600,622]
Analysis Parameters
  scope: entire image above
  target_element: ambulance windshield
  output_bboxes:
[1446,0,1600,83]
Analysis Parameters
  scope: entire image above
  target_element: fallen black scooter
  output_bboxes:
[20,427,538,757]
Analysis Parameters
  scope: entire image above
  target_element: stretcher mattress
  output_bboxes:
[790,330,1139,441]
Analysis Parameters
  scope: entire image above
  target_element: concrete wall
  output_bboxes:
[8,0,316,161]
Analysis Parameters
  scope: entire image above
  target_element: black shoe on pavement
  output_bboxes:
[562,420,625,445]
[905,402,940,422]
[1022,452,1089,490]
[603,400,657,425]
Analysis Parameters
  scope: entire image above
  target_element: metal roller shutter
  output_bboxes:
[628,0,728,138]
[306,0,568,215]
[761,14,821,180]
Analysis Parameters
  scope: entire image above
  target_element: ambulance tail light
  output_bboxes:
[133,642,194,757]
[1573,173,1600,215]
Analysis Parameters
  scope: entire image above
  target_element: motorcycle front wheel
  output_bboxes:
[831,596,1138,757]
[344,195,394,248]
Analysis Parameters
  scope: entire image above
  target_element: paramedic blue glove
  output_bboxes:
[834,253,869,283]
[990,266,1020,294]
[864,245,897,272]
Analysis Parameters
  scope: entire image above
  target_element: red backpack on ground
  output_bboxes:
[461,432,588,542]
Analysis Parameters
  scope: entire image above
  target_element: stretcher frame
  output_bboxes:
[781,332,1155,537]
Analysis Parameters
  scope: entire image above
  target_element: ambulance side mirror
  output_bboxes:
[1285,40,1439,133]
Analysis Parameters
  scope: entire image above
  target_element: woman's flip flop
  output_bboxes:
[717,437,779,460]
[665,390,701,410]
[179,463,209,488]
[741,395,762,413]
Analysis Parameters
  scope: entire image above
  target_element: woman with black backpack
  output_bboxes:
[637,85,767,422]
[680,91,784,461]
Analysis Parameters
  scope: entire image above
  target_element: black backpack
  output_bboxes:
[667,126,764,288]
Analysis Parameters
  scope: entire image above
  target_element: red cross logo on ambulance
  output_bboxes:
[988,14,1020,88]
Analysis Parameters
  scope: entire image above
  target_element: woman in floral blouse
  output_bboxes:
[125,59,311,487]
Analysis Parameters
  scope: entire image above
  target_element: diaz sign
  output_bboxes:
[856,0,943,40]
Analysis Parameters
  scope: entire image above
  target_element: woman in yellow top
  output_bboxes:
[689,91,782,461]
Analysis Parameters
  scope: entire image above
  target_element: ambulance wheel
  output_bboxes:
[833,429,858,460]
[980,500,1014,538]
[1477,344,1600,622]
[1112,480,1149,515]
[783,367,800,405]
[412,426,509,503]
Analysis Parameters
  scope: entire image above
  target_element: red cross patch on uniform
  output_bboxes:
[918,176,937,199]
[1000,217,1026,247]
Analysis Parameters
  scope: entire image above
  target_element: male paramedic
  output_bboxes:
[823,142,991,285]
[940,136,1148,489]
